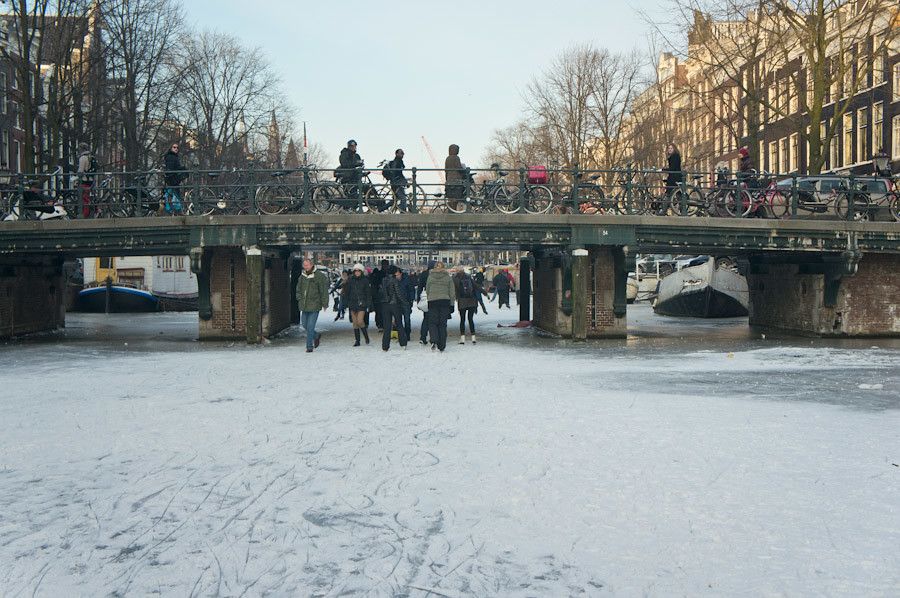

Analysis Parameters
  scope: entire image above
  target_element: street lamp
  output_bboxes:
[873,149,890,177]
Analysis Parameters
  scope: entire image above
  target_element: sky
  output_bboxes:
[182,0,662,176]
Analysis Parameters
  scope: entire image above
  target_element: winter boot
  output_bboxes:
[471,334,477,344]
[362,328,370,344]
[353,329,361,347]
[459,334,465,345]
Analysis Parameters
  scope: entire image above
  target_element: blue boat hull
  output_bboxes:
[75,286,159,313]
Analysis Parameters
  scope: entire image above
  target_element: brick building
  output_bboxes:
[625,5,900,177]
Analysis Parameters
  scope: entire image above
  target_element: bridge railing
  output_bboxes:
[0,166,897,222]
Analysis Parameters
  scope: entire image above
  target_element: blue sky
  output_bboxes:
[182,0,660,174]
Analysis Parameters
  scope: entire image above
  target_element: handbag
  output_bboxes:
[417,291,429,312]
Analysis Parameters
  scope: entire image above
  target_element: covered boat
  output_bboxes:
[653,256,748,318]
[75,284,159,313]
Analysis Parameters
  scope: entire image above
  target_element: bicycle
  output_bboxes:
[445,166,514,214]
[722,171,789,218]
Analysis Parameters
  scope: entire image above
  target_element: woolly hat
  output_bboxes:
[738,147,749,158]
[352,263,365,272]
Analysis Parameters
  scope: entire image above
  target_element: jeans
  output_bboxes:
[392,184,407,212]
[300,310,319,350]
[382,304,407,350]
[427,300,451,351]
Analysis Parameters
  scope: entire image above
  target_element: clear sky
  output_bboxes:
[182,0,661,175]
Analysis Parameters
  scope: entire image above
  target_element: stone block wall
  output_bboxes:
[586,247,626,338]
[748,253,899,336]
[0,259,65,339]
[200,248,247,340]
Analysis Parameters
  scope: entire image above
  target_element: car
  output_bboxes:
[775,175,892,218]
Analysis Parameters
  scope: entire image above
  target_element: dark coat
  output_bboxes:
[388,157,407,185]
[163,150,184,186]
[338,148,363,182]
[445,144,464,183]
[370,267,385,301]
[492,272,510,291]
[453,272,477,310]
[344,274,373,311]
[399,273,416,307]
[665,151,683,187]
[382,276,410,310]
[416,269,429,301]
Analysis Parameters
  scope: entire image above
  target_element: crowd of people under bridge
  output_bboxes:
[294,258,517,353]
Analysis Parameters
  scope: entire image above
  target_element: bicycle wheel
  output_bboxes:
[364,184,393,213]
[256,184,289,215]
[889,193,900,222]
[767,190,790,219]
[185,186,217,216]
[311,182,340,214]
[577,185,605,214]
[492,184,520,214]
[445,190,468,214]
[523,185,553,214]
[834,194,870,221]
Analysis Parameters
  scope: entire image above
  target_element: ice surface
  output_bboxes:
[0,304,898,596]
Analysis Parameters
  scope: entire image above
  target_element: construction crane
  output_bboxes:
[421,136,445,183]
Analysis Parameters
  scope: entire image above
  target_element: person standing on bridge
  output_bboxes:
[445,144,466,209]
[345,263,373,346]
[76,142,96,219]
[296,258,329,353]
[387,148,408,212]
[664,143,683,203]
[337,139,363,198]
[425,262,456,352]
[162,142,186,215]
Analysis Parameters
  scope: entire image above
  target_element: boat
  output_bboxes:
[627,256,677,303]
[653,256,748,318]
[74,283,159,313]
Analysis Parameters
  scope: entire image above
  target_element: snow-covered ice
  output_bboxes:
[0,304,898,596]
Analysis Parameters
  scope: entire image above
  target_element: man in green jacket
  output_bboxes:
[296,258,329,352]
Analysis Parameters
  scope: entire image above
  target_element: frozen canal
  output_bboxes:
[1,303,898,596]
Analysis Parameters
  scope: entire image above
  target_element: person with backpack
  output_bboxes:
[425,262,456,352]
[453,268,478,344]
[76,143,96,218]
[162,142,186,215]
[383,148,408,212]
[381,266,409,351]
[296,258,329,353]
[344,263,373,346]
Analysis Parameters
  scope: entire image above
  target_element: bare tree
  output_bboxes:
[101,0,184,171]
[652,0,900,173]
[173,31,281,169]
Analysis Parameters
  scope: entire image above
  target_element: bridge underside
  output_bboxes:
[0,215,898,341]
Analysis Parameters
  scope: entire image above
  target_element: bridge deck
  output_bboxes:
[0,215,897,257]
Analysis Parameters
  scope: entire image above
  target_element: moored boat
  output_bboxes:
[653,256,748,318]
[75,284,159,313]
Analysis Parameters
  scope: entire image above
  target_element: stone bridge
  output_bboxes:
[1,214,898,341]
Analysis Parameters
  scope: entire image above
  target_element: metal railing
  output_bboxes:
[1,165,899,222]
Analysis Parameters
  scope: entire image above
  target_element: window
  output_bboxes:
[769,141,778,173]
[830,134,839,169]
[857,49,868,89]
[857,107,868,163]
[780,137,789,173]
[873,103,884,153]
[14,140,19,172]
[759,140,765,169]
[893,116,900,160]
[873,35,885,85]
[790,133,799,172]
[843,113,853,165]
[894,64,900,101]
[0,72,5,115]
[0,130,6,169]
[99,257,113,269]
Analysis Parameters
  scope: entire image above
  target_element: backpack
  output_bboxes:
[88,156,98,173]
[381,159,393,181]
[459,275,474,298]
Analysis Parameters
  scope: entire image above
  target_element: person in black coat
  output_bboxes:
[387,148,408,212]
[492,270,511,309]
[338,139,363,198]
[417,263,433,344]
[162,142,186,214]
[665,143,683,194]
[381,266,409,351]
[399,270,416,340]
[370,259,389,330]
[345,264,373,346]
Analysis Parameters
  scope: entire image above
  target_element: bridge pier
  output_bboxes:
[532,246,627,339]
[191,246,292,343]
[0,256,67,340]
[747,252,900,337]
